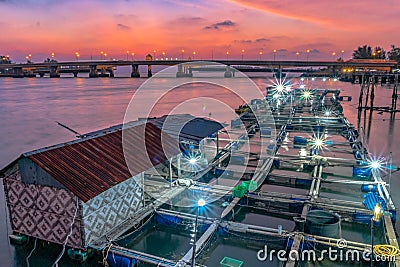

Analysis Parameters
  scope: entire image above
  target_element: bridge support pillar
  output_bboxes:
[98,68,109,77]
[12,67,24,78]
[108,68,114,78]
[131,64,140,78]
[176,64,193,77]
[49,66,60,78]
[89,65,98,78]
[332,66,337,77]
[224,66,233,78]
[24,70,36,78]
[72,71,78,78]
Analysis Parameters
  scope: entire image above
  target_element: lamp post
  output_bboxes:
[370,203,383,267]
[162,51,166,60]
[241,49,245,61]
[51,52,55,60]
[26,54,32,63]
[153,49,157,60]
[131,52,135,61]
[192,51,196,60]
[259,51,263,61]
[341,50,344,60]
[306,49,310,63]
[126,50,130,60]
[191,198,206,267]
[181,49,185,60]
[75,52,80,61]
[100,51,104,60]
[296,51,300,60]
[273,49,277,62]
[226,51,229,61]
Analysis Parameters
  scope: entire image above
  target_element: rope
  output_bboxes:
[26,238,37,267]
[112,211,155,242]
[52,197,79,267]
[102,243,114,266]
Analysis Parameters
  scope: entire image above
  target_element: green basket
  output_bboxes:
[232,185,247,198]
[220,257,243,267]
[242,181,257,192]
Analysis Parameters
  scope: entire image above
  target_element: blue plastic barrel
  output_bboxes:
[260,127,271,137]
[353,166,371,177]
[107,253,136,267]
[293,136,307,145]
[361,184,377,193]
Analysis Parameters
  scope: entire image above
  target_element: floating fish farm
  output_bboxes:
[2,85,399,267]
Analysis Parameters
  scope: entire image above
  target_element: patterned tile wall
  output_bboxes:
[82,174,143,246]
[3,177,84,248]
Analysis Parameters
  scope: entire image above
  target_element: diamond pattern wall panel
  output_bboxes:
[3,178,84,248]
[82,175,143,246]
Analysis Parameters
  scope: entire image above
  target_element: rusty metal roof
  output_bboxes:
[27,123,180,202]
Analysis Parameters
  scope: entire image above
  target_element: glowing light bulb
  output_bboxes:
[370,161,381,169]
[197,198,206,207]
[276,84,285,92]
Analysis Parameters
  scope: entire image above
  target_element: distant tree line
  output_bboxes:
[353,44,400,64]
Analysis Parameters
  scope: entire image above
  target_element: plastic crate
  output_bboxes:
[220,257,243,267]
[241,181,257,192]
[232,185,246,198]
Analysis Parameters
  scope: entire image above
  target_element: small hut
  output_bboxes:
[1,122,180,249]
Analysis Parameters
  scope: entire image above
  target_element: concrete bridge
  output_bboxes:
[0,59,397,78]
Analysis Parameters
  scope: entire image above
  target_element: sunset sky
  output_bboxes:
[1,0,399,62]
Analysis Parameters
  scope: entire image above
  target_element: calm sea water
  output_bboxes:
[0,71,399,266]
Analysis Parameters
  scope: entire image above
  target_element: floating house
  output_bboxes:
[1,115,224,250]
[1,122,181,249]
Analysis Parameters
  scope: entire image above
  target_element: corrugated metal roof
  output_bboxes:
[149,114,224,143]
[27,123,180,202]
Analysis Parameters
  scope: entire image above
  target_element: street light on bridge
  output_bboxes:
[100,51,104,60]
[126,50,130,60]
[51,52,55,59]
[259,51,263,61]
[153,49,157,60]
[296,51,300,60]
[162,51,166,60]
[332,52,336,61]
[306,49,310,62]
[131,52,135,61]
[273,49,277,62]
[241,49,245,61]
[192,51,196,60]
[75,52,80,61]
[341,50,345,60]
[181,49,185,60]
[226,51,229,61]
